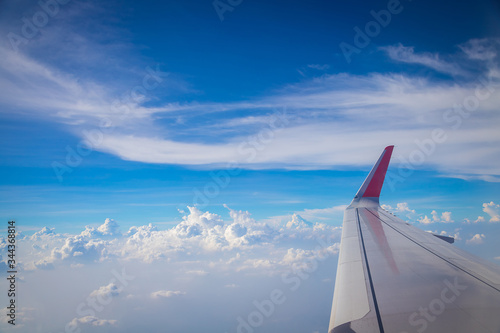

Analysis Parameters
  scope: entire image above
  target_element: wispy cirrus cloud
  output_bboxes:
[1,36,500,178]
[380,43,467,76]
[459,38,500,61]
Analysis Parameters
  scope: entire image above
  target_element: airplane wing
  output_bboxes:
[328,145,500,333]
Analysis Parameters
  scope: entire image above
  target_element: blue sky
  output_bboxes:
[0,0,500,332]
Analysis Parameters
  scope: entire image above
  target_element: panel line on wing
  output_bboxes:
[366,208,500,294]
[356,208,385,333]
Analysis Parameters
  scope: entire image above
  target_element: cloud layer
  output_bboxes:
[0,205,341,332]
[1,200,498,332]
[1,37,500,177]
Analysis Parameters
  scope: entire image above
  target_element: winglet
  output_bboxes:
[354,145,394,200]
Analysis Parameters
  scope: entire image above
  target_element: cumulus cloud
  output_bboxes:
[12,205,339,271]
[482,201,500,222]
[285,214,313,229]
[383,202,416,221]
[69,316,117,327]
[418,210,454,224]
[30,227,55,240]
[151,290,186,298]
[381,204,393,211]
[440,211,454,223]
[51,235,109,262]
[426,229,461,241]
[444,229,461,241]
[0,205,339,333]
[89,283,121,299]
[98,218,121,235]
[33,259,55,270]
[395,202,415,214]
[81,218,121,238]
[474,216,485,223]
[466,233,486,245]
[280,245,339,271]
[418,215,433,224]
[431,210,440,222]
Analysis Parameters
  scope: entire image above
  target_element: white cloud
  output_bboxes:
[443,174,500,183]
[381,204,392,211]
[1,307,35,325]
[440,211,454,223]
[151,290,186,298]
[97,218,121,236]
[285,214,313,229]
[482,201,500,222]
[395,202,415,214]
[447,230,461,241]
[30,227,55,240]
[295,206,347,223]
[2,40,500,177]
[51,235,109,262]
[418,210,453,224]
[8,205,341,275]
[190,270,210,276]
[381,44,465,76]
[466,233,485,245]
[69,316,117,327]
[279,245,339,271]
[474,216,486,223]
[81,218,121,238]
[383,202,416,221]
[89,283,121,299]
[418,215,432,224]
[269,205,346,227]
[459,38,500,61]
[33,259,54,270]
[427,229,461,241]
[0,205,340,332]
[307,64,330,70]
[92,74,500,176]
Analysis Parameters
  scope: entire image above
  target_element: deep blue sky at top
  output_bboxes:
[35,0,498,99]
[5,0,498,99]
[0,0,499,243]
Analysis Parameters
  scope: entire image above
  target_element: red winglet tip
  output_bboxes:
[361,146,394,198]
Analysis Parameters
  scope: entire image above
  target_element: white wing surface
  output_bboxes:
[328,146,500,333]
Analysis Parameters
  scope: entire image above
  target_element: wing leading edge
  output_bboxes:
[328,146,500,333]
